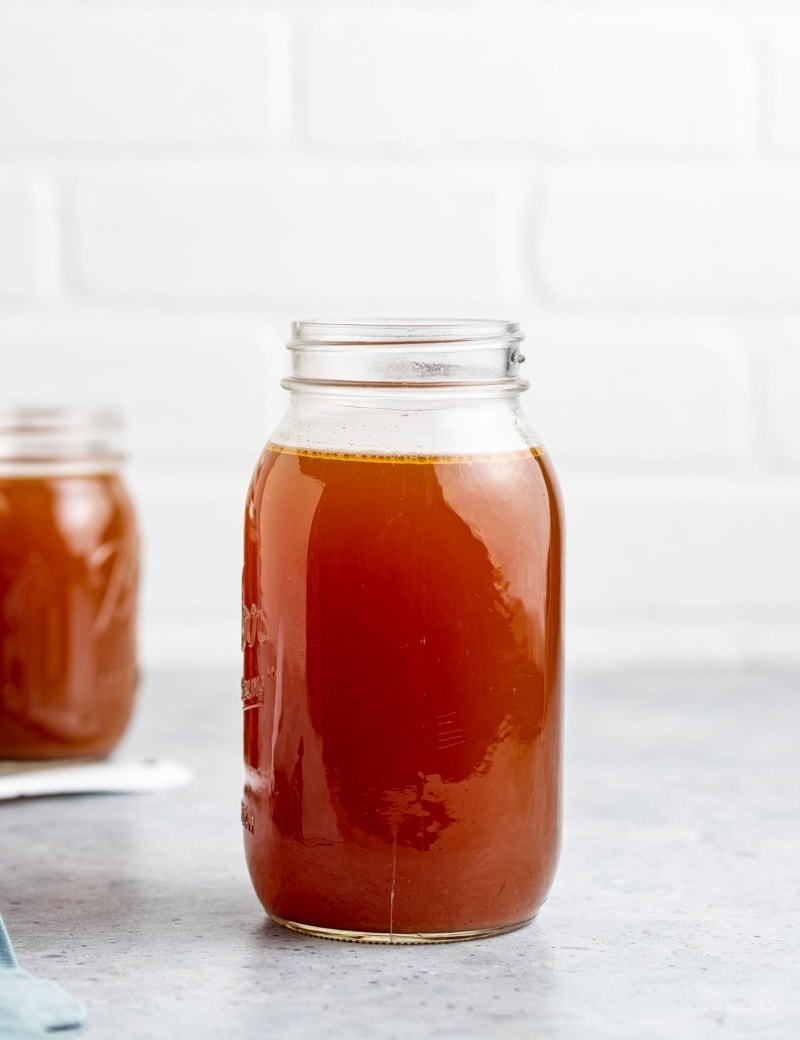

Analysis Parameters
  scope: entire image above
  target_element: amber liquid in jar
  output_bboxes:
[0,411,139,760]
[243,444,563,940]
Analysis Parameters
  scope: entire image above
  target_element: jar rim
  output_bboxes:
[0,405,123,434]
[289,318,522,348]
[0,406,125,466]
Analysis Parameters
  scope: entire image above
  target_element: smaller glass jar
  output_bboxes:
[0,407,139,760]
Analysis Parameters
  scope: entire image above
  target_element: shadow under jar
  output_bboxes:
[242,320,564,943]
[0,408,139,760]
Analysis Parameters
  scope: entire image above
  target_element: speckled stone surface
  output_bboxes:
[1,669,798,1039]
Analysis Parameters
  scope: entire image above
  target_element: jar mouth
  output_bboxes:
[0,406,124,465]
[286,319,526,388]
[289,319,523,348]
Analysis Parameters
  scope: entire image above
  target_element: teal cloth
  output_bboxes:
[0,914,85,1036]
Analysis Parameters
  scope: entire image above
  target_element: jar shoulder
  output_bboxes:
[268,393,548,460]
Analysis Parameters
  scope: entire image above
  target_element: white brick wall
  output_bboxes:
[5,331,272,467]
[304,14,754,151]
[764,339,800,461]
[0,12,289,147]
[528,326,753,465]
[537,170,800,305]
[0,180,41,299]
[1,0,799,670]
[71,169,503,307]
[568,477,800,612]
[768,23,800,152]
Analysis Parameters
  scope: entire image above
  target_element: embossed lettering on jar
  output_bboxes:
[242,320,564,943]
[0,408,139,760]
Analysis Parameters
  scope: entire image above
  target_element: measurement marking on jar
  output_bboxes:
[436,711,466,750]
[90,538,138,635]
[241,800,255,834]
[241,676,265,709]
[241,604,268,649]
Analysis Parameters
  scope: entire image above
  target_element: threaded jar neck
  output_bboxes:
[284,319,527,390]
[0,407,124,473]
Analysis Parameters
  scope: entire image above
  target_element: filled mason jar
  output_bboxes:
[0,407,139,760]
[242,320,563,943]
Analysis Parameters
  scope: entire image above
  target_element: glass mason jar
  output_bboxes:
[242,320,564,943]
[0,407,139,760]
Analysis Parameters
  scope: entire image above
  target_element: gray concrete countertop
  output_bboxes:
[1,669,798,1039]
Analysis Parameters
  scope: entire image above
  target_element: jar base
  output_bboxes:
[268,911,533,945]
